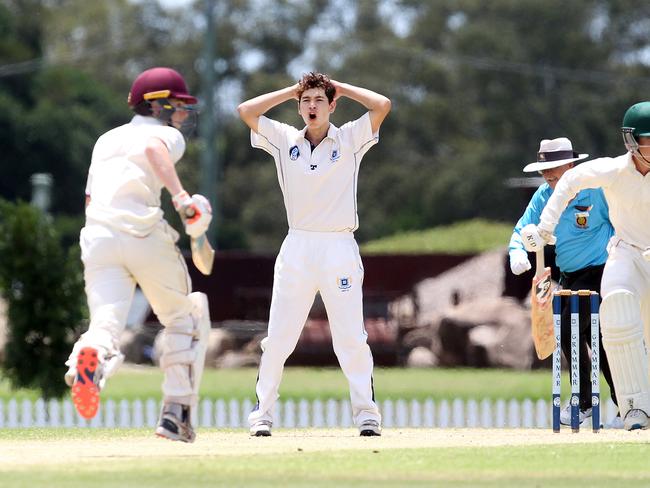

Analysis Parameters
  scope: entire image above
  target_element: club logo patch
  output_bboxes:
[331,149,340,162]
[289,145,300,161]
[575,212,589,228]
[575,205,592,228]
[337,277,352,291]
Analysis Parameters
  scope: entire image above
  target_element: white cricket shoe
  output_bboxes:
[606,414,624,429]
[155,403,196,443]
[623,409,649,431]
[250,420,272,437]
[559,404,592,426]
[359,419,382,436]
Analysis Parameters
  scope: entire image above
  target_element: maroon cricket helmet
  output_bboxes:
[127,67,198,108]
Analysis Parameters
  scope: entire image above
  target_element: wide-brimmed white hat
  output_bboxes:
[523,137,589,172]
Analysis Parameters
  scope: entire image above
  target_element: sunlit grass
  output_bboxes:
[361,219,512,254]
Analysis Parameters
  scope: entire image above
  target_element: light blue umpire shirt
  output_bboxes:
[509,184,613,273]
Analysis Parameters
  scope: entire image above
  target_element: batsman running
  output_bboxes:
[522,102,650,430]
[509,137,617,427]
[65,67,212,442]
[238,72,391,436]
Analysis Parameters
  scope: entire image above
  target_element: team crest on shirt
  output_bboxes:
[330,149,340,162]
[337,277,352,291]
[574,205,592,228]
[289,145,300,161]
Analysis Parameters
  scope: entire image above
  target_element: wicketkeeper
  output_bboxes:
[65,67,212,442]
[522,103,650,430]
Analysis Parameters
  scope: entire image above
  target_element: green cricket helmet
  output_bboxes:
[622,101,650,152]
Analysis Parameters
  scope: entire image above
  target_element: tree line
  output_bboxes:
[2,0,650,251]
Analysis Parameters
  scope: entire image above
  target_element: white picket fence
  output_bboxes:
[0,397,621,429]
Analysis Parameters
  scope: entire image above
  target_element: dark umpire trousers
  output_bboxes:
[559,263,617,410]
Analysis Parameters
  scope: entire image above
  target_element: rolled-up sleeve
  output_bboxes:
[156,126,186,163]
[339,112,378,160]
[251,116,288,156]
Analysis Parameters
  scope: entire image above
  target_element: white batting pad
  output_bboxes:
[159,292,210,414]
[601,291,650,417]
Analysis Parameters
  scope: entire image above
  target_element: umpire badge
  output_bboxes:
[574,205,592,228]
[337,276,352,291]
[289,145,300,161]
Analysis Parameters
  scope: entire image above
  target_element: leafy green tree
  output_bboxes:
[4,0,650,252]
[0,200,86,399]
[311,0,650,239]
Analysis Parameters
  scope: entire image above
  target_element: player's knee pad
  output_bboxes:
[600,291,643,343]
[159,292,210,406]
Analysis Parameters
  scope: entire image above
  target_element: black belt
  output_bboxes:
[560,263,605,283]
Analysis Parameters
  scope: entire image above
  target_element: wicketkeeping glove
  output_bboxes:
[172,191,212,238]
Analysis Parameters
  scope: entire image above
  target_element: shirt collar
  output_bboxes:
[299,123,339,142]
[131,114,165,126]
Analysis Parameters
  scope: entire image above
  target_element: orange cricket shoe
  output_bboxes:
[71,347,101,419]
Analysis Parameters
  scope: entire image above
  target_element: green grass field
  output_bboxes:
[360,219,513,254]
[0,367,636,487]
[0,366,613,403]
[1,428,649,487]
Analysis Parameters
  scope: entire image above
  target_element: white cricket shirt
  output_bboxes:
[251,112,378,232]
[540,152,650,249]
[85,115,185,237]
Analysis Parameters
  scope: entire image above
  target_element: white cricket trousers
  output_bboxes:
[79,220,195,403]
[249,229,381,428]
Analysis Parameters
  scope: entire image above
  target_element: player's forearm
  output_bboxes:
[334,82,389,111]
[145,138,184,196]
[539,161,610,233]
[237,85,298,132]
[508,231,525,253]
[539,182,577,234]
[334,82,391,132]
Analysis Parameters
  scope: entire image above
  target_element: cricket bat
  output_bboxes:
[190,233,215,275]
[183,205,215,276]
[531,249,555,359]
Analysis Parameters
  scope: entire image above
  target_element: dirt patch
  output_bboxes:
[2,428,648,467]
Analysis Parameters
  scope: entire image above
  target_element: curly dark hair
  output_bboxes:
[297,72,335,103]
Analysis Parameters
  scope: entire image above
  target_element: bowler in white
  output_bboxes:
[238,72,391,437]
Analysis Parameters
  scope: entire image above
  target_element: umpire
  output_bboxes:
[510,137,618,427]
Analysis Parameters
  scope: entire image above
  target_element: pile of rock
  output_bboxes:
[394,249,541,370]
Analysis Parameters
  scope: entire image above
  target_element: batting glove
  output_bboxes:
[172,191,212,238]
[509,249,532,275]
[520,224,556,252]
